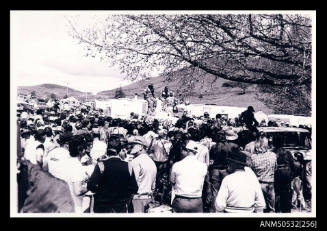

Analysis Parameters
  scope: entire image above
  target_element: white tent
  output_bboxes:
[95,98,148,119]
[268,114,312,127]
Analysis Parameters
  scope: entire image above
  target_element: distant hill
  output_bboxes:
[17,84,95,101]
[17,76,274,114]
[96,74,274,114]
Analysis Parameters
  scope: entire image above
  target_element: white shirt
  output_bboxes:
[130,153,157,196]
[24,140,43,165]
[194,142,210,166]
[47,147,71,179]
[53,157,88,213]
[215,167,266,213]
[170,155,207,198]
[43,137,56,155]
[90,139,107,162]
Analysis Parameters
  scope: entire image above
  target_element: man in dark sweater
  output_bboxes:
[239,106,259,132]
[87,144,138,213]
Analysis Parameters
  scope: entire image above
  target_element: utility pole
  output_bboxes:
[66,82,68,97]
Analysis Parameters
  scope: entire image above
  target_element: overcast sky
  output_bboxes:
[11,11,132,95]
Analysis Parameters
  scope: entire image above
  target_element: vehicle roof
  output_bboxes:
[258,127,310,133]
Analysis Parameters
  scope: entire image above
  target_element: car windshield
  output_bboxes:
[268,132,311,148]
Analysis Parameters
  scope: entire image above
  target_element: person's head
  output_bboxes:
[20,120,27,129]
[164,86,168,92]
[204,112,209,118]
[34,129,46,143]
[169,92,173,97]
[82,119,89,128]
[181,140,198,159]
[225,129,238,142]
[44,126,53,138]
[97,118,105,127]
[75,121,83,130]
[57,133,73,148]
[226,148,247,173]
[21,128,31,139]
[69,136,85,158]
[36,109,43,115]
[158,129,168,139]
[187,127,200,141]
[65,124,73,133]
[127,136,147,156]
[247,106,255,113]
[83,133,94,153]
[216,114,222,119]
[254,133,269,154]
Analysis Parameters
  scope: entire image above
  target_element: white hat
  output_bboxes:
[225,129,238,141]
[186,140,198,153]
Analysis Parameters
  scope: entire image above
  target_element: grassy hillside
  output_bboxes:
[17,84,95,101]
[97,74,274,114]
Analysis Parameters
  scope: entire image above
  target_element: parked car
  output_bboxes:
[257,127,312,158]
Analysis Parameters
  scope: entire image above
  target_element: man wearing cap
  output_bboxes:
[239,106,259,132]
[215,149,265,213]
[128,136,157,213]
[170,140,208,213]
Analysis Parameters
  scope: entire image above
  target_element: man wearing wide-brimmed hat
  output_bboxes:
[215,149,265,213]
[128,136,157,213]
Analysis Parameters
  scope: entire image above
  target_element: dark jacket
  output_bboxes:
[240,110,258,128]
[274,148,296,183]
[210,141,239,169]
[87,157,138,205]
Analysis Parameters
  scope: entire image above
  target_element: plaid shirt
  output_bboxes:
[250,151,277,183]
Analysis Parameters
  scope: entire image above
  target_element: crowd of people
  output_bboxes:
[16,87,312,214]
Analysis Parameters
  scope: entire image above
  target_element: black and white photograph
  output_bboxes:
[10,10,316,219]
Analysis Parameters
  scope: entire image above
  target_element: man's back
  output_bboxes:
[210,141,238,167]
[88,157,138,204]
[215,168,265,212]
[250,151,277,183]
[130,153,157,195]
[171,155,207,197]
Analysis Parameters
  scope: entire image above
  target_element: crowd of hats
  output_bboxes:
[18,102,254,165]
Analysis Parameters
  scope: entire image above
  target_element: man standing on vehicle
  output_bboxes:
[239,106,259,132]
